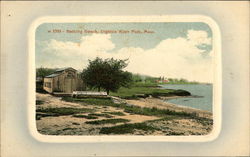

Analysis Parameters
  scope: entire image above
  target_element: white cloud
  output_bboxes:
[187,30,211,45]
[46,39,79,56]
[39,30,213,83]
[80,34,115,54]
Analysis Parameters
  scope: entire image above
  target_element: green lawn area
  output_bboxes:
[79,82,190,99]
[110,86,190,99]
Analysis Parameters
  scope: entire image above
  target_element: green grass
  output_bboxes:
[62,127,73,131]
[85,118,130,125]
[132,82,159,87]
[36,100,44,105]
[62,81,191,100]
[72,114,98,119]
[123,106,197,117]
[188,116,213,126]
[36,113,57,120]
[36,107,94,116]
[88,113,113,118]
[110,86,171,99]
[62,97,114,105]
[99,122,157,134]
[110,86,190,99]
[102,111,126,116]
[72,122,80,125]
[62,97,200,119]
[165,131,185,135]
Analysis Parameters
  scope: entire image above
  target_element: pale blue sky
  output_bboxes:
[35,22,213,82]
[36,22,212,54]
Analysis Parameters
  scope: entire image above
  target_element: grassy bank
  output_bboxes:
[109,84,191,99]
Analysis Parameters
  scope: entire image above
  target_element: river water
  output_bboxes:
[160,84,213,112]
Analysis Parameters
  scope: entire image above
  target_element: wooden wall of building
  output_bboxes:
[43,78,53,93]
[43,68,86,93]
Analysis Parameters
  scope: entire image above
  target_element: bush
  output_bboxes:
[36,81,47,93]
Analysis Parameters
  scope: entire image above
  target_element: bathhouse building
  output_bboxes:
[43,67,85,93]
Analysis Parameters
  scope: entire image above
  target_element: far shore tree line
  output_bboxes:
[36,57,199,95]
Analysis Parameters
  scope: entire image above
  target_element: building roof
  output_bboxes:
[55,67,76,72]
[45,73,62,78]
[45,67,77,78]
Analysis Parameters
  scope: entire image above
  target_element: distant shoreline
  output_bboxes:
[158,83,213,85]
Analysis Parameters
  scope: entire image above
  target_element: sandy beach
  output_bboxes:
[126,96,212,119]
[36,93,213,135]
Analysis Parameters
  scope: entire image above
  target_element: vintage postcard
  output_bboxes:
[31,16,221,142]
[3,1,250,156]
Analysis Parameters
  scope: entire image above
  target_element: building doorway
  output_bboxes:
[65,78,73,93]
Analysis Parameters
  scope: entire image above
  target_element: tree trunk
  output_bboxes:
[98,86,100,92]
[107,90,109,95]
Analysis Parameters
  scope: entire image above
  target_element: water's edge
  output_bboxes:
[160,84,213,112]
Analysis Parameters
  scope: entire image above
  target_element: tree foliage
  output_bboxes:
[36,67,56,79]
[81,57,133,95]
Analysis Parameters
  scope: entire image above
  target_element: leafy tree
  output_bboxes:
[36,67,56,93]
[36,67,56,81]
[132,74,142,82]
[81,57,133,95]
[168,78,173,82]
[179,78,188,83]
[145,76,158,83]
